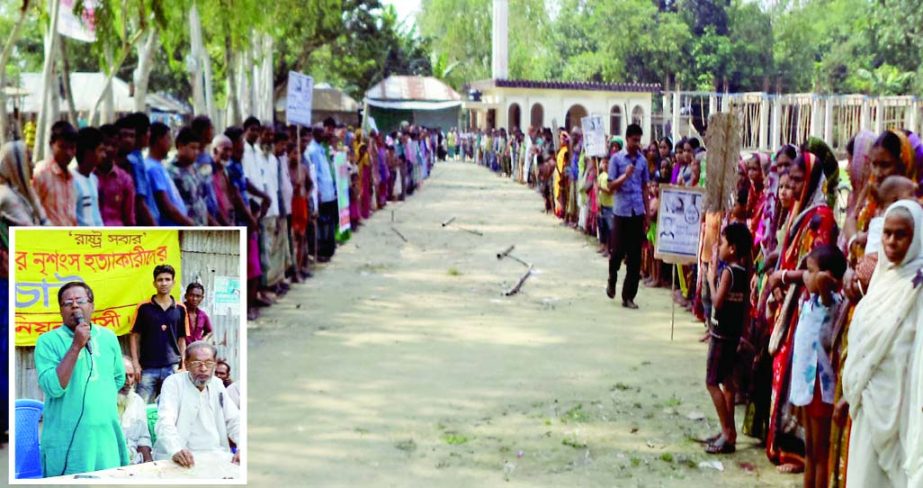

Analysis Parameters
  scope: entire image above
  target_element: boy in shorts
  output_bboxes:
[703,222,752,454]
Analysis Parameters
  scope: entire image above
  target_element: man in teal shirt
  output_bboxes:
[34,282,129,477]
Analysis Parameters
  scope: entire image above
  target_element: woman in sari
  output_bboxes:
[826,129,875,487]
[356,131,373,220]
[554,131,570,219]
[763,151,839,473]
[842,200,923,487]
[0,141,46,441]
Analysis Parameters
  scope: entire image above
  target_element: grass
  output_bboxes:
[447,267,462,276]
[561,404,591,423]
[442,433,470,445]
[562,435,588,449]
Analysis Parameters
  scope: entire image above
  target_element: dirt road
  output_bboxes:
[247,161,797,487]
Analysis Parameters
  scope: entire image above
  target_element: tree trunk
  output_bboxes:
[59,37,78,126]
[224,32,240,126]
[0,0,32,145]
[33,0,62,161]
[133,29,158,113]
[189,4,207,116]
[88,29,146,125]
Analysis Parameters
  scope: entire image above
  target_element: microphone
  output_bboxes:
[73,311,92,355]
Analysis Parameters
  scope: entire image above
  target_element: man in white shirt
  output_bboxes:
[73,127,105,226]
[119,356,153,464]
[153,341,241,467]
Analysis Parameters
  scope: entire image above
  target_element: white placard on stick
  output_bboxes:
[654,185,705,265]
[286,71,314,126]
[581,115,607,157]
[57,0,97,42]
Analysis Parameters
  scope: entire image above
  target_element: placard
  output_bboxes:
[212,276,241,317]
[57,0,97,43]
[581,115,607,157]
[654,185,705,264]
[285,71,314,126]
[333,151,351,234]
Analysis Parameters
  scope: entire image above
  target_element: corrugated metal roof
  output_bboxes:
[470,78,662,93]
[274,86,359,113]
[18,72,135,113]
[365,76,462,102]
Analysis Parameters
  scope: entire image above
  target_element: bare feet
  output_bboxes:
[776,463,804,474]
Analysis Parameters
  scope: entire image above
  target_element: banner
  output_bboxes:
[333,151,352,235]
[56,0,97,42]
[653,185,705,264]
[285,71,314,126]
[581,115,607,157]
[14,229,182,346]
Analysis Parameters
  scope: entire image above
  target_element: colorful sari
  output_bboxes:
[554,144,569,219]
[765,153,838,468]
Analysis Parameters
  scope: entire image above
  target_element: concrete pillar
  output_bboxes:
[662,92,672,140]
[759,94,770,150]
[491,0,509,80]
[770,96,782,150]
[824,97,834,145]
[810,96,822,138]
[672,92,681,141]
[874,98,883,134]
[709,94,718,119]
[904,99,916,133]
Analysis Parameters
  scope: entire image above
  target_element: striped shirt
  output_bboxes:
[32,159,77,226]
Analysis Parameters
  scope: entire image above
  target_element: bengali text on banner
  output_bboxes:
[14,229,182,346]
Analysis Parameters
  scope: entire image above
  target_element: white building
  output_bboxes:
[464,79,659,143]
[465,0,660,143]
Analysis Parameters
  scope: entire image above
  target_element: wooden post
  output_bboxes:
[860,97,870,132]
[709,94,718,120]
[824,97,834,146]
[874,97,884,134]
[810,95,822,138]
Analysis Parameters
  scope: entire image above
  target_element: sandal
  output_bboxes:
[705,437,736,454]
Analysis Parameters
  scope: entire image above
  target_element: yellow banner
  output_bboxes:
[14,229,182,347]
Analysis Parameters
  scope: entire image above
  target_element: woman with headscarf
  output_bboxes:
[841,200,923,487]
[0,141,47,442]
[762,152,839,473]
[355,130,372,220]
[825,129,875,487]
[554,131,570,219]
[567,128,582,226]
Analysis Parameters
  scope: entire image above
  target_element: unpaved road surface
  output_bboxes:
[247,161,797,487]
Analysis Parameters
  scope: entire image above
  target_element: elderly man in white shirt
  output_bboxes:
[120,356,153,464]
[154,341,241,467]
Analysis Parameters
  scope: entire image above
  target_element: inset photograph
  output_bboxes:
[10,228,245,483]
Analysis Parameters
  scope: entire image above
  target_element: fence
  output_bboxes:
[660,91,923,154]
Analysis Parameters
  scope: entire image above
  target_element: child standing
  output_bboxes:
[790,245,846,488]
[704,222,752,454]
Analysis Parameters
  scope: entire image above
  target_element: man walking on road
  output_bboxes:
[606,124,649,309]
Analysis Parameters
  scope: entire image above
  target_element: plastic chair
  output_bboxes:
[15,399,43,479]
[146,404,158,445]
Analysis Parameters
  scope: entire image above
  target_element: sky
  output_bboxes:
[382,0,422,27]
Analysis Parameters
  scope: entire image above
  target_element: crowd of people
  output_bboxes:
[34,270,241,477]
[456,121,923,487]
[0,114,447,321]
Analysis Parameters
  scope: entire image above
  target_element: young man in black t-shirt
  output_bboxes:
[130,264,188,403]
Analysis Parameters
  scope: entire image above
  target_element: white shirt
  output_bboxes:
[242,142,264,205]
[277,154,293,216]
[260,149,280,218]
[71,168,103,226]
[119,389,152,464]
[153,372,240,461]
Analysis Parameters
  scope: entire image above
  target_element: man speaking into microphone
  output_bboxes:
[34,281,129,477]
